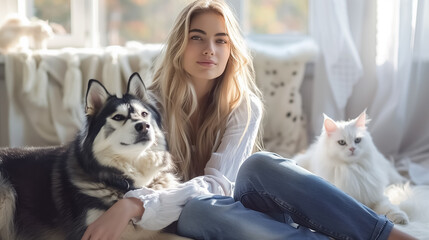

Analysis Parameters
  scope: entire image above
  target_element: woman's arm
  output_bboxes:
[82,180,211,240]
[81,198,144,240]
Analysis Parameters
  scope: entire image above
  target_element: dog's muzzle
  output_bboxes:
[134,122,151,143]
[135,122,150,134]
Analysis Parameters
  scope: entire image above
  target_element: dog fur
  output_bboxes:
[0,72,178,239]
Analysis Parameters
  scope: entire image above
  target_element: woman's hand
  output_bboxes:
[81,198,144,240]
[124,180,213,231]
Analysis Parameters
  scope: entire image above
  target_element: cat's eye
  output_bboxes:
[112,114,126,121]
[355,138,361,143]
[338,140,347,146]
[142,111,148,117]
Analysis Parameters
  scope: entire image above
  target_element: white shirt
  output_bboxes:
[124,94,263,229]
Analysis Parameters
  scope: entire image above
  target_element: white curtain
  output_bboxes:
[370,0,429,184]
[310,0,429,184]
[309,0,364,133]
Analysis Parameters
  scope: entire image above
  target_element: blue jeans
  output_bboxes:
[176,152,393,240]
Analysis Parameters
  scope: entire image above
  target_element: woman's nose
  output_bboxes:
[203,49,214,55]
[203,43,215,56]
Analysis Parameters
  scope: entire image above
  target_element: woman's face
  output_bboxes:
[183,11,231,85]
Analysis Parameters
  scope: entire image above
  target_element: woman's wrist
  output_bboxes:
[118,197,145,220]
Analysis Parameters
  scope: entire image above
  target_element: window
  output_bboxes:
[101,0,308,45]
[102,0,191,45]
[245,0,308,36]
[0,0,309,48]
[33,0,72,33]
[17,0,89,48]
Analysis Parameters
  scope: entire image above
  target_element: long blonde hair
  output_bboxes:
[149,0,262,181]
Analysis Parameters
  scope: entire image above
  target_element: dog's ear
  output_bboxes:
[126,72,148,101]
[85,80,110,116]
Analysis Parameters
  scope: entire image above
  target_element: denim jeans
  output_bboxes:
[176,152,393,240]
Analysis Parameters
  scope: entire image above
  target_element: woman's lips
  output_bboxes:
[197,60,216,67]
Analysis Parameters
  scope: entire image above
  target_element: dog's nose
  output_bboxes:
[135,122,150,133]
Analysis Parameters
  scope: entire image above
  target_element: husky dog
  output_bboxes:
[0,73,178,240]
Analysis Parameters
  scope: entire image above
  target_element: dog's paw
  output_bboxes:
[386,209,409,225]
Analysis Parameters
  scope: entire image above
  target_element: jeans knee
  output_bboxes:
[237,151,318,195]
[239,151,296,178]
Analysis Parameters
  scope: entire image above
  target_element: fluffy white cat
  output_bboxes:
[0,15,53,53]
[293,110,409,224]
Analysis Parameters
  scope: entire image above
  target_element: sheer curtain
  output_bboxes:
[370,0,429,184]
[309,0,363,132]
[309,0,429,184]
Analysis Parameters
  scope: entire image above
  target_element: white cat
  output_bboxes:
[0,15,53,53]
[293,110,409,224]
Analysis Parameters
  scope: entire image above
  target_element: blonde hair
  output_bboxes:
[149,0,262,181]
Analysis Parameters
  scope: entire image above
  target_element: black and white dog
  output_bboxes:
[0,73,178,239]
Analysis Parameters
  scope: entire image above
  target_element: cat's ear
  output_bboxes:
[355,110,367,129]
[323,114,338,135]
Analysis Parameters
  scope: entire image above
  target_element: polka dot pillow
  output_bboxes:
[249,39,318,157]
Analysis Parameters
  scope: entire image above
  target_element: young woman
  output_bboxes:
[82,0,416,239]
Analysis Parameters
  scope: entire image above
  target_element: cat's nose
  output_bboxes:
[349,147,355,152]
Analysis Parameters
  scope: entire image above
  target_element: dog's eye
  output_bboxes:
[355,138,361,143]
[112,114,126,121]
[337,140,347,146]
[142,111,148,117]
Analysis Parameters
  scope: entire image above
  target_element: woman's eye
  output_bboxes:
[190,36,202,41]
[216,39,227,44]
[112,114,126,121]
[355,138,361,143]
[338,140,346,146]
[142,111,148,117]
